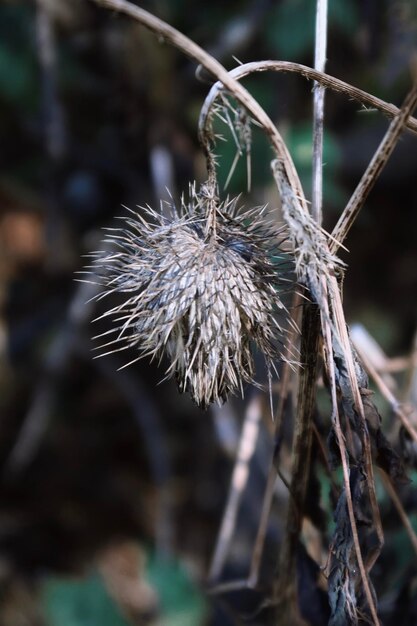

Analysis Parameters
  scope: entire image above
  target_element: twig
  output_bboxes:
[90,0,308,213]
[199,61,417,136]
[330,79,417,252]
[311,0,328,225]
[277,0,327,612]
[274,301,321,620]
[249,317,298,587]
[208,394,263,582]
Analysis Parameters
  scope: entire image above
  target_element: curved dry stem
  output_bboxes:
[272,158,382,623]
[87,4,409,622]
[199,60,417,137]
[91,0,308,217]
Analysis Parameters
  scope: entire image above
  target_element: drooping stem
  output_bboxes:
[90,0,308,214]
[198,60,417,137]
[274,301,321,622]
[274,4,329,618]
[86,5,415,623]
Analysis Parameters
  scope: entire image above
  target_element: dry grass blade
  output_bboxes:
[249,312,299,588]
[331,275,384,562]
[271,146,382,624]
[274,6,329,620]
[208,395,263,582]
[274,302,320,623]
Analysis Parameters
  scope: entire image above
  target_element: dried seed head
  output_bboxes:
[89,184,294,408]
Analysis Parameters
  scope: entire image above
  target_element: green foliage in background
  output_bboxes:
[0,6,37,108]
[42,574,130,626]
[286,122,345,206]
[41,552,207,626]
[266,0,358,58]
[146,553,207,626]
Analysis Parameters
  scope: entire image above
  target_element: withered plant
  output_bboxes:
[86,1,417,624]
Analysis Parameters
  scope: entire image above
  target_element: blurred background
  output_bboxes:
[0,0,417,624]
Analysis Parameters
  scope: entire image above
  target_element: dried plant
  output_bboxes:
[86,1,417,625]
[89,184,293,408]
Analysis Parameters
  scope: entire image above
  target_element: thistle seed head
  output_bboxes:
[89,184,293,408]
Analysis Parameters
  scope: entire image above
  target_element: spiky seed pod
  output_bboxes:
[89,184,293,408]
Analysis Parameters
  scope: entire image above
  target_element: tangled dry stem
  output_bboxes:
[89,1,417,623]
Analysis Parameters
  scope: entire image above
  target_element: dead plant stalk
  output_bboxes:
[88,2,417,624]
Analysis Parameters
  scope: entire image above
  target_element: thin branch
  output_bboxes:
[199,61,417,136]
[274,4,328,615]
[274,301,321,620]
[208,395,263,582]
[330,79,417,252]
[90,0,308,213]
[249,316,298,587]
[311,0,328,224]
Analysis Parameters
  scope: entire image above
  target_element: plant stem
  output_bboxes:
[199,61,417,136]
[330,80,417,252]
[311,0,328,224]
[90,0,308,213]
[274,302,320,623]
[275,4,328,615]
